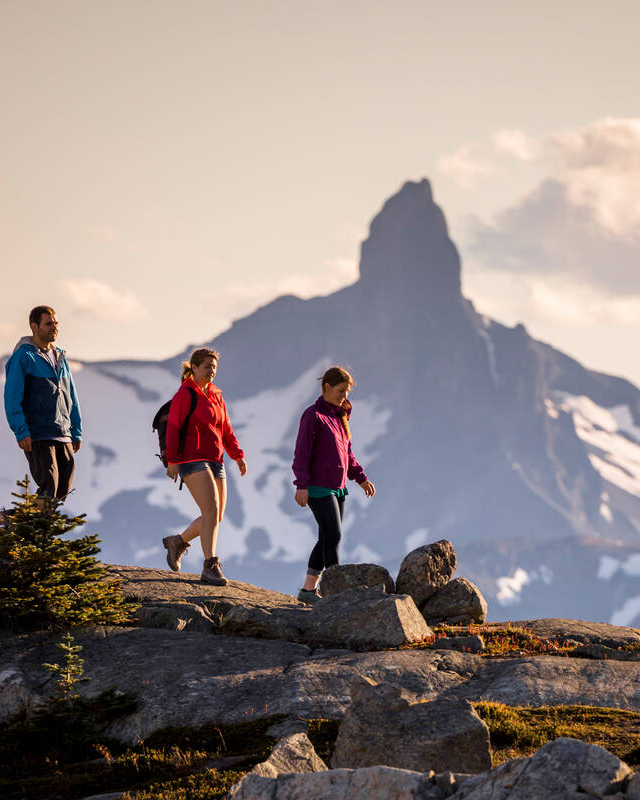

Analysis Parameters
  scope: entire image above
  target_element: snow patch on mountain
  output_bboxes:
[610,595,640,626]
[597,553,640,580]
[477,321,499,384]
[496,564,554,605]
[554,393,640,499]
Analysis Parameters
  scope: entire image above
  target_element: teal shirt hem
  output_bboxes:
[307,485,349,499]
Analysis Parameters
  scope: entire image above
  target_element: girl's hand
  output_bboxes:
[360,480,376,498]
[237,458,248,476]
[295,489,309,507]
[166,464,179,482]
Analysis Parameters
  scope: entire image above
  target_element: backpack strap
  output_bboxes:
[176,387,198,491]
[178,387,198,455]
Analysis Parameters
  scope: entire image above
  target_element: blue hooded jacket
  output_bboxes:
[4,337,82,443]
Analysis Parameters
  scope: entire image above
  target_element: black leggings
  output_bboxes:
[307,494,345,575]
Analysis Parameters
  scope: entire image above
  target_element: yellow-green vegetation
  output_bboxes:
[1,713,281,800]
[397,623,580,656]
[119,768,245,800]
[0,478,138,631]
[454,624,575,656]
[0,704,344,800]
[475,702,640,766]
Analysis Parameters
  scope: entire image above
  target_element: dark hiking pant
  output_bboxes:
[25,440,75,500]
[306,494,345,575]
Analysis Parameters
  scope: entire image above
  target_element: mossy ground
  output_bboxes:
[3,704,640,797]
[474,703,640,767]
[0,713,340,800]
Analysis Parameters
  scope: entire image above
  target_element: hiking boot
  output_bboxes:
[297,588,322,605]
[201,556,228,586]
[162,534,190,572]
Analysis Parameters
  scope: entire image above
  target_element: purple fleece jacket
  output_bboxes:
[292,396,367,490]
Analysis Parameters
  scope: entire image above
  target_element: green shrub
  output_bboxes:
[475,702,640,765]
[0,478,138,630]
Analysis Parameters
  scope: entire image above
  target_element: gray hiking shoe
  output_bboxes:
[201,556,228,586]
[162,534,190,572]
[297,588,322,605]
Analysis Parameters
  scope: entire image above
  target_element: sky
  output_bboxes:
[2,1,640,385]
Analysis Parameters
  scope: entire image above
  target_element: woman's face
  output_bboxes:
[192,356,218,385]
[323,380,351,407]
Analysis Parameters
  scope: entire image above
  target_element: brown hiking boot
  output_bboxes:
[162,534,190,572]
[201,556,228,586]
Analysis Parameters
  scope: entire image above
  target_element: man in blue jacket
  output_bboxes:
[4,306,82,502]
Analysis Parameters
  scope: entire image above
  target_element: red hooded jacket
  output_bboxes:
[166,377,244,464]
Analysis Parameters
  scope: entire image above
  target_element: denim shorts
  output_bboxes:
[178,460,226,480]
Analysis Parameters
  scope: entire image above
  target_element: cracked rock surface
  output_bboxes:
[2,566,640,747]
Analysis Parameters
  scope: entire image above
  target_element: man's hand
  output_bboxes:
[295,488,309,507]
[73,440,82,453]
[18,436,32,452]
[236,458,248,476]
[360,480,376,498]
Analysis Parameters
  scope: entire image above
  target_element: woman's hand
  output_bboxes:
[360,480,376,498]
[295,488,309,507]
[236,458,248,476]
[166,464,179,482]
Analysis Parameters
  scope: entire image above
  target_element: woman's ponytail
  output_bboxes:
[181,361,194,383]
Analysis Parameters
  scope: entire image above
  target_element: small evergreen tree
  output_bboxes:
[43,632,91,703]
[0,477,138,630]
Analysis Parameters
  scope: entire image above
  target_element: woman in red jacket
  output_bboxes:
[162,348,247,585]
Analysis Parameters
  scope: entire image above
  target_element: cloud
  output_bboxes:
[492,128,537,162]
[549,118,640,237]
[468,118,640,298]
[436,146,494,188]
[470,178,640,294]
[63,279,149,320]
[468,270,640,329]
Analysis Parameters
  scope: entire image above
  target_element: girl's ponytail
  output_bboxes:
[181,361,194,383]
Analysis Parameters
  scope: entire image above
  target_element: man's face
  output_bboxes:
[31,313,58,345]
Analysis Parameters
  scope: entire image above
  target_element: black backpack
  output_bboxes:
[152,387,198,469]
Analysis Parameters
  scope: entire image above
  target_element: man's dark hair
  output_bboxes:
[29,306,56,326]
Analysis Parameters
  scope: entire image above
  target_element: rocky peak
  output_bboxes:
[357,178,462,307]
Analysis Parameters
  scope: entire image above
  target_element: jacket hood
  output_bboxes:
[12,336,35,353]
[12,336,65,356]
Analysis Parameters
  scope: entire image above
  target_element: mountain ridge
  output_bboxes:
[2,177,640,623]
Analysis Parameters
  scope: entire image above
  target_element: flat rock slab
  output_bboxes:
[0,629,468,744]
[4,629,640,747]
[107,564,301,610]
[476,654,640,709]
[509,618,640,647]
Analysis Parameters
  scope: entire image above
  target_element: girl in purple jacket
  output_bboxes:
[292,366,376,604]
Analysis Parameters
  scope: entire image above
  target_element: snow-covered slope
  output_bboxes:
[3,178,640,624]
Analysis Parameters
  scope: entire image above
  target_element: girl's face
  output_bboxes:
[192,356,218,385]
[323,380,351,407]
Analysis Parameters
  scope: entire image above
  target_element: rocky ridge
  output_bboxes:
[3,559,640,798]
